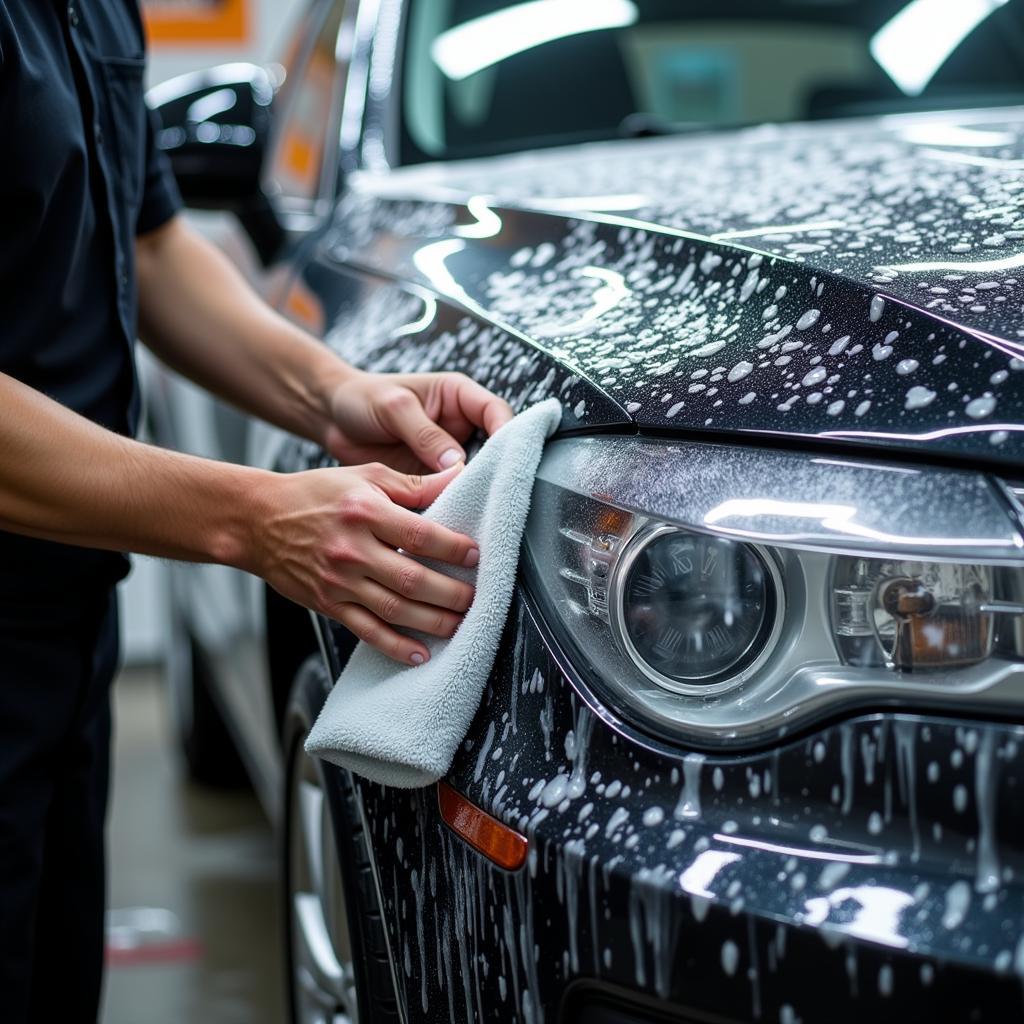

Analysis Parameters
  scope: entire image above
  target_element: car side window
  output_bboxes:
[265,0,353,213]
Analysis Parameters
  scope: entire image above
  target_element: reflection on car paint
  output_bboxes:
[323,111,1024,465]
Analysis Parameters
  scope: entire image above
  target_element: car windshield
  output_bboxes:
[400,0,1024,163]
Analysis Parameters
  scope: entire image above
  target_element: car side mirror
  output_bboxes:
[149,63,287,262]
[148,62,275,209]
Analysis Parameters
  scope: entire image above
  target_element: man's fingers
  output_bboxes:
[375,505,478,567]
[356,581,462,638]
[367,550,475,613]
[377,385,466,471]
[447,375,514,437]
[330,603,430,665]
[366,461,462,510]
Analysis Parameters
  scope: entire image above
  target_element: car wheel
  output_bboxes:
[283,656,400,1024]
[165,578,249,788]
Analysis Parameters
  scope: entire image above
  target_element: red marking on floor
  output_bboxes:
[105,937,204,967]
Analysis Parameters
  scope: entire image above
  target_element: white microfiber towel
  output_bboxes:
[305,398,563,788]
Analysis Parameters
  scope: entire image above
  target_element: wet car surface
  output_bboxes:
[320,111,1024,463]
[292,118,1024,1013]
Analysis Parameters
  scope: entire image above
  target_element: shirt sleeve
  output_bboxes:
[136,104,183,236]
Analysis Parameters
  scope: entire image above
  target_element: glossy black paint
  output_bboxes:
[324,116,1024,467]
[151,65,287,262]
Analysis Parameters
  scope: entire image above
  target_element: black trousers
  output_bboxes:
[0,587,118,1023]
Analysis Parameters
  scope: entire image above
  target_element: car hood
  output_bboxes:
[338,108,1024,468]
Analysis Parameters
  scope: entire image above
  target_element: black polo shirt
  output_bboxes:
[0,0,181,594]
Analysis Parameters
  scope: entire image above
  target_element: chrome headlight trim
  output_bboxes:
[524,436,1024,749]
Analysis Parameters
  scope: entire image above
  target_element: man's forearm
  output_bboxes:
[135,216,349,444]
[0,371,260,564]
[0,370,482,665]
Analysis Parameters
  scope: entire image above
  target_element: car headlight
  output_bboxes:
[611,527,782,693]
[524,437,1024,747]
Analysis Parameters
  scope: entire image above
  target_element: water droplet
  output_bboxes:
[642,806,665,827]
[728,360,753,383]
[878,964,893,997]
[905,386,936,410]
[796,309,821,331]
[721,940,739,976]
[691,339,727,358]
[943,880,971,929]
[966,395,996,419]
[953,784,968,812]
[802,366,827,388]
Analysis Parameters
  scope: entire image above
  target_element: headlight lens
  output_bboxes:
[524,436,1024,747]
[612,527,779,692]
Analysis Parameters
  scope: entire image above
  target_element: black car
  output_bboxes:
[147,1,1024,1021]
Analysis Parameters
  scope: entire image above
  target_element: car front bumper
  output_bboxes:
[348,589,1024,1023]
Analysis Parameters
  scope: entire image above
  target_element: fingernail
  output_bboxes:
[438,449,462,469]
[464,547,480,568]
[410,651,427,666]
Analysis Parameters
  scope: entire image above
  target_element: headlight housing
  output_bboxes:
[524,437,1024,748]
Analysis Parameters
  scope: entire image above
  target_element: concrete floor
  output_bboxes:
[102,668,285,1023]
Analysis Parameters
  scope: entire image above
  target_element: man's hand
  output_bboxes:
[0,370,478,667]
[323,371,514,473]
[244,461,478,664]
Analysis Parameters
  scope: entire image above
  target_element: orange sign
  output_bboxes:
[142,0,249,46]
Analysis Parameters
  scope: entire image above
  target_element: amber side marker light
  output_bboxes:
[437,781,528,870]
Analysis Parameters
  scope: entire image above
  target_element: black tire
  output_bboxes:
[165,585,249,789]
[283,656,400,1024]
